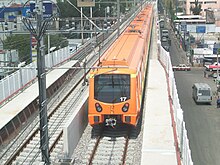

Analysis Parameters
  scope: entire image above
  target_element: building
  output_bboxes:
[184,0,220,16]
[0,0,57,7]
[178,0,220,26]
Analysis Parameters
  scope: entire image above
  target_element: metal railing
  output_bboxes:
[0,47,69,107]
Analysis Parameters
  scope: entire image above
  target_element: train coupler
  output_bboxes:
[105,118,117,128]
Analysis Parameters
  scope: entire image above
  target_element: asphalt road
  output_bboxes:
[169,28,220,165]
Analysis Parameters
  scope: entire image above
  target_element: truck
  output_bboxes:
[192,83,212,104]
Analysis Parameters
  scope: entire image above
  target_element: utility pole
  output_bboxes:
[81,7,84,45]
[117,0,120,37]
[36,0,50,164]
[22,0,51,164]
[217,48,220,95]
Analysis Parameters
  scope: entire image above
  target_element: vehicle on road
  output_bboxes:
[172,64,191,71]
[212,72,220,78]
[205,62,220,71]
[159,19,164,28]
[161,36,167,42]
[161,29,169,38]
[192,83,212,104]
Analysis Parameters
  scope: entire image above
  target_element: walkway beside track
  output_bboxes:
[141,59,178,164]
[141,14,180,164]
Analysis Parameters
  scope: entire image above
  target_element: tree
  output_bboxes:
[168,0,175,22]
[190,0,202,15]
[57,0,126,18]
[3,34,32,63]
[3,34,68,64]
[57,0,80,18]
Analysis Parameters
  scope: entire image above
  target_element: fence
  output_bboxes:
[0,47,69,106]
[159,42,193,165]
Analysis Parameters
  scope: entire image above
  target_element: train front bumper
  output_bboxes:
[88,114,138,126]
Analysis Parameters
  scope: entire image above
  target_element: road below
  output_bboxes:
[169,26,220,165]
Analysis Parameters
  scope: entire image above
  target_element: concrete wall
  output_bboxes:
[63,94,88,158]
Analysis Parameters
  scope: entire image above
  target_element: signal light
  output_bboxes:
[95,103,102,112]
[122,103,129,112]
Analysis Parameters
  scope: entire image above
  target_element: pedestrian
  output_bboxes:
[204,70,207,78]
[217,96,220,108]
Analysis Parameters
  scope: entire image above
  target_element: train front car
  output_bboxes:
[88,5,153,127]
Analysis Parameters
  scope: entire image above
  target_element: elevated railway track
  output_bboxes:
[0,5,144,164]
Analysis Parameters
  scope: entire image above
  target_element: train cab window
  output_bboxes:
[94,74,130,103]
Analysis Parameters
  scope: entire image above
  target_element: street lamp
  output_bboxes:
[216,48,220,94]
[217,51,219,80]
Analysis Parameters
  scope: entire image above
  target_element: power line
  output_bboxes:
[65,0,101,31]
[0,0,15,15]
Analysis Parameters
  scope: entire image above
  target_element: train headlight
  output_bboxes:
[122,103,129,112]
[95,103,102,112]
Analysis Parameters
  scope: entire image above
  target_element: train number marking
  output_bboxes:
[120,97,127,102]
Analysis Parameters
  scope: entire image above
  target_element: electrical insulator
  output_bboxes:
[14,20,17,29]
[4,22,8,30]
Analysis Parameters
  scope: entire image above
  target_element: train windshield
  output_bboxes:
[94,74,130,103]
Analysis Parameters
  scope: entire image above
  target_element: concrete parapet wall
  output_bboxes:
[159,42,193,165]
[63,94,88,158]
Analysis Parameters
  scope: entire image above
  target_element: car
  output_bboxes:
[212,72,220,78]
[172,64,191,71]
[205,62,220,71]
[161,36,167,42]
[161,29,169,38]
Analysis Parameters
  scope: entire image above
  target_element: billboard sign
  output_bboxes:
[77,0,95,7]
[30,1,53,18]
[196,26,206,33]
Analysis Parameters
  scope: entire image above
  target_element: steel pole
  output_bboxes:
[36,0,50,164]
[117,0,120,37]
[81,7,84,45]
[217,53,219,92]
[90,7,93,38]
[48,33,50,55]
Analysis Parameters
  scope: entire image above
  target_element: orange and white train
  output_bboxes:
[88,4,153,127]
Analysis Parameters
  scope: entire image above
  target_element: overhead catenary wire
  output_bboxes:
[65,0,101,31]
[0,0,15,16]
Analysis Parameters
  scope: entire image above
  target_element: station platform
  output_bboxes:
[0,60,78,144]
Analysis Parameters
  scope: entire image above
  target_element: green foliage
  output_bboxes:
[3,34,68,64]
[168,1,175,22]
[190,0,202,15]
[44,34,68,52]
[218,48,220,55]
[3,34,31,63]
[57,0,126,18]
[57,0,80,18]
[190,49,194,55]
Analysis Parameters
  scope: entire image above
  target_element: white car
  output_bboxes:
[172,64,191,71]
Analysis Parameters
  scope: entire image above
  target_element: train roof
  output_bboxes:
[99,5,153,69]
